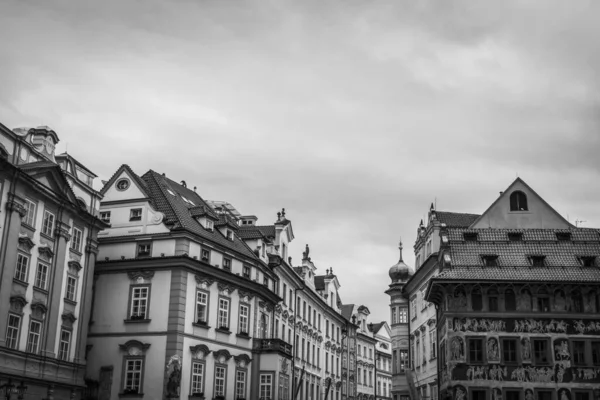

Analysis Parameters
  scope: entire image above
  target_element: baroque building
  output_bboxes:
[0,124,106,399]
[368,321,393,400]
[404,207,480,400]
[386,241,412,400]
[425,178,600,400]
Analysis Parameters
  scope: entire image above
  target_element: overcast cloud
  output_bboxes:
[1,0,599,323]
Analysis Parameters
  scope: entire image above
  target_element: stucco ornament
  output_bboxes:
[487,337,500,362]
[454,386,466,400]
[450,336,464,361]
[165,355,182,398]
[521,337,531,362]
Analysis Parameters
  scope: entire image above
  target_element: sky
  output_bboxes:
[1,0,599,324]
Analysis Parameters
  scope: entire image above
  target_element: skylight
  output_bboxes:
[166,189,175,196]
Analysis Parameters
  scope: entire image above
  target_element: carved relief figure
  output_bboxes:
[487,338,500,362]
[452,290,467,311]
[455,387,466,400]
[554,340,570,360]
[165,355,182,397]
[450,337,464,361]
[560,389,570,400]
[574,320,586,334]
[521,337,531,362]
[525,390,534,400]
[554,290,566,311]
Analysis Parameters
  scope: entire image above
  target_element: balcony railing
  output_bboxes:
[253,338,293,357]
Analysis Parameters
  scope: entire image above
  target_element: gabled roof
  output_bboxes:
[56,152,98,177]
[100,164,149,196]
[19,161,79,204]
[341,304,355,320]
[368,321,385,334]
[238,225,276,240]
[434,211,480,228]
[314,275,326,291]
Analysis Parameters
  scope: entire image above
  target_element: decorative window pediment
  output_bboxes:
[68,260,82,275]
[61,312,77,328]
[233,354,252,368]
[217,282,236,295]
[190,344,211,360]
[9,295,28,314]
[213,349,232,363]
[31,302,48,319]
[119,340,151,355]
[18,234,35,252]
[38,244,54,261]
[195,274,215,289]
[127,270,155,284]
[238,290,254,301]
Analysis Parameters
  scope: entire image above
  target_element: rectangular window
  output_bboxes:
[6,314,21,349]
[400,350,408,372]
[124,358,143,393]
[137,243,151,257]
[505,391,521,400]
[223,258,231,271]
[283,283,287,305]
[226,229,233,240]
[190,362,204,394]
[58,329,71,361]
[71,227,83,252]
[218,298,230,329]
[100,211,111,223]
[430,330,436,358]
[468,338,484,363]
[42,210,55,237]
[471,389,486,400]
[537,391,552,400]
[242,265,250,279]
[15,254,29,282]
[27,320,42,353]
[533,339,550,365]
[278,374,289,400]
[239,304,249,334]
[23,199,36,226]
[196,291,208,324]
[502,338,518,363]
[214,366,226,397]
[537,297,550,312]
[130,286,149,319]
[592,341,600,366]
[201,248,210,263]
[399,307,408,323]
[34,263,49,290]
[235,369,246,398]
[572,341,586,365]
[65,276,78,301]
[574,393,591,400]
[129,208,142,221]
[488,296,498,311]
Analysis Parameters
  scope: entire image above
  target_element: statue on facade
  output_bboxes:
[554,290,566,311]
[165,355,182,398]
[450,337,464,361]
[521,337,531,362]
[517,290,532,311]
[525,390,534,400]
[455,387,466,400]
[487,338,500,362]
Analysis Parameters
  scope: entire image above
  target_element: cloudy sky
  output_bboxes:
[1,0,599,323]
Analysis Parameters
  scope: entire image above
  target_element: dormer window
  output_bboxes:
[129,208,142,221]
[226,230,233,241]
[137,243,151,258]
[509,191,528,211]
[556,232,571,241]
[508,232,523,241]
[116,178,130,191]
[529,255,546,267]
[100,211,111,223]
[243,266,250,279]
[200,248,210,263]
[482,255,498,267]
[205,220,214,231]
[579,256,596,267]
[464,232,478,242]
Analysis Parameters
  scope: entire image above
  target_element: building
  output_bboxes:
[86,166,285,400]
[425,178,600,400]
[368,321,393,400]
[0,124,107,398]
[404,207,480,400]
[342,305,377,400]
[386,241,412,400]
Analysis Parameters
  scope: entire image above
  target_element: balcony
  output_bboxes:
[253,338,293,358]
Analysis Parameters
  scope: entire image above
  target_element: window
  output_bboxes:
[235,369,247,399]
[124,358,143,393]
[505,289,516,311]
[130,286,149,319]
[137,243,151,257]
[100,211,111,223]
[191,362,204,395]
[505,391,521,400]
[201,248,210,263]
[471,389,486,400]
[23,199,36,226]
[411,298,417,318]
[283,283,287,305]
[510,191,528,211]
[508,232,523,241]
[15,254,29,282]
[242,265,250,279]
[533,339,550,364]
[65,276,78,301]
[579,256,596,267]
[399,307,408,323]
[572,290,584,313]
[572,341,586,365]
[226,229,233,240]
[391,307,397,324]
[205,219,214,231]
[129,208,142,221]
[218,298,230,329]
[263,276,269,287]
[26,319,42,353]
[574,393,591,400]
[537,296,550,313]
[471,288,483,311]
[429,330,436,358]
[239,304,249,334]
[214,366,226,397]
[537,391,552,400]
[468,338,484,363]
[592,341,600,366]
[260,374,272,399]
[399,350,408,372]
[502,338,518,363]
[482,255,498,267]
[278,374,289,400]
[116,178,130,191]
[6,314,21,349]
[464,232,478,241]
[223,258,231,271]
[34,263,49,290]
[58,329,71,360]
[488,289,499,311]
[42,210,55,237]
[530,256,546,267]
[196,291,208,324]
[71,227,83,252]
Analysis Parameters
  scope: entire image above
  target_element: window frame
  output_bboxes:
[136,242,152,258]
[200,247,211,263]
[222,258,232,272]
[71,226,83,252]
[99,211,111,223]
[571,339,587,366]
[190,361,205,396]
[122,356,145,394]
[259,372,274,400]
[470,388,488,400]
[195,289,209,325]
[58,328,72,361]
[26,318,42,354]
[129,208,142,222]
[235,368,247,399]
[501,337,519,365]
[23,198,36,227]
[468,337,485,364]
[34,262,50,291]
[217,296,231,331]
[399,307,408,324]
[15,253,30,282]
[6,313,22,350]
[238,302,250,335]
[65,275,78,302]
[128,285,151,320]
[510,190,528,211]
[41,209,55,237]
[213,364,228,398]
[532,338,551,366]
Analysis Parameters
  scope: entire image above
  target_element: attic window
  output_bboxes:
[509,191,528,211]
[226,230,233,241]
[129,208,142,221]
[481,255,498,267]
[205,220,214,231]
[508,232,523,241]
[529,255,546,267]
[464,232,478,242]
[556,232,571,241]
[579,256,596,267]
[116,178,130,191]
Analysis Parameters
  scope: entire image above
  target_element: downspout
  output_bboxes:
[291,281,306,400]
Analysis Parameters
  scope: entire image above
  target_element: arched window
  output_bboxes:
[553,289,566,311]
[571,290,583,313]
[505,288,516,311]
[487,288,499,311]
[510,191,528,211]
[471,287,483,311]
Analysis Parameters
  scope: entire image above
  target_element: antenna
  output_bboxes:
[575,219,586,227]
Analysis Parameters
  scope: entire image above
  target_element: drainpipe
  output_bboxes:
[291,281,306,400]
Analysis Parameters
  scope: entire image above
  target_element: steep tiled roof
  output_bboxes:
[237,227,266,240]
[140,170,258,260]
[100,164,149,196]
[340,304,355,320]
[435,266,600,282]
[314,276,326,291]
[368,321,385,334]
[434,211,480,228]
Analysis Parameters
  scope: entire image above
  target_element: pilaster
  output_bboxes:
[163,268,187,399]
[74,237,99,363]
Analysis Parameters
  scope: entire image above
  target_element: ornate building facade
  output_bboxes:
[369,322,393,400]
[386,241,412,400]
[425,179,600,400]
[0,124,106,399]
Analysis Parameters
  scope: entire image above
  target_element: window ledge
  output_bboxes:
[69,248,83,257]
[215,328,231,335]
[188,395,205,400]
[64,298,78,306]
[40,233,55,242]
[236,333,251,340]
[118,393,143,398]
[13,278,29,288]
[21,223,36,233]
[33,286,49,295]
[124,318,151,324]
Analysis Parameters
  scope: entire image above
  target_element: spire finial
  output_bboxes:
[398,238,404,262]
[277,211,281,221]
[281,208,286,218]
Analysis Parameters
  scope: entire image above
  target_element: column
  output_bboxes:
[74,237,99,363]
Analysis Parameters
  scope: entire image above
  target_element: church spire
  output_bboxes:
[398,237,403,262]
